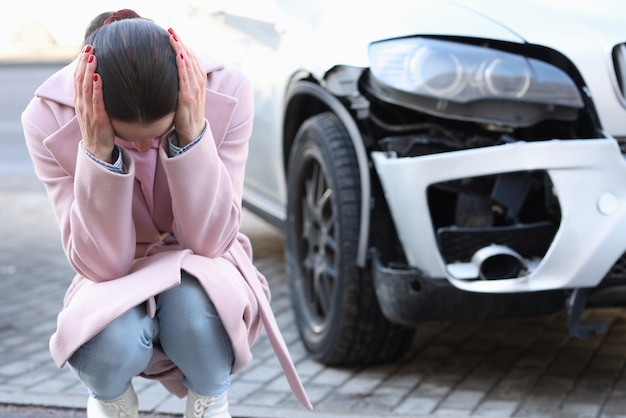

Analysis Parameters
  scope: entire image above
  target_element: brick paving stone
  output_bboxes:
[561,402,602,418]
[228,380,264,403]
[292,358,327,379]
[514,393,567,417]
[292,383,335,405]
[456,370,500,393]
[358,385,413,412]
[309,367,356,387]
[315,392,363,412]
[384,370,424,390]
[439,389,485,410]
[394,396,441,415]
[238,363,284,384]
[473,400,520,417]
[336,371,386,395]
[413,373,460,398]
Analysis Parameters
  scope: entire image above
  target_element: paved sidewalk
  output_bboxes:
[2,178,626,418]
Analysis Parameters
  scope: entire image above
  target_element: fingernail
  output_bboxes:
[84,45,92,54]
[168,28,174,34]
[88,55,94,63]
[93,74,99,82]
[180,52,184,60]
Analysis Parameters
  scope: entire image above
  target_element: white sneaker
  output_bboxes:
[184,390,231,418]
[87,385,139,418]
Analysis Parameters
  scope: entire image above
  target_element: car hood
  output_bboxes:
[300,0,523,71]
[304,0,624,66]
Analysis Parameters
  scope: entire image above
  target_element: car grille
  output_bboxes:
[437,221,558,263]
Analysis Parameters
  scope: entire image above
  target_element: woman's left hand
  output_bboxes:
[168,28,207,147]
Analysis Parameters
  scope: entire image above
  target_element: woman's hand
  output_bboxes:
[167,28,207,147]
[73,45,116,163]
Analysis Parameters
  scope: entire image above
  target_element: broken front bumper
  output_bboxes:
[371,138,626,293]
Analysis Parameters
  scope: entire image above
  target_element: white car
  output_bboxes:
[177,0,626,365]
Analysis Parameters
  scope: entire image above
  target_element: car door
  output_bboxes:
[174,0,292,221]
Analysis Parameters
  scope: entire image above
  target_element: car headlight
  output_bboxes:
[368,37,583,125]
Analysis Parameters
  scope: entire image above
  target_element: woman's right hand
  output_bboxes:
[74,45,116,163]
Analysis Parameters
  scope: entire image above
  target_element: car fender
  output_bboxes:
[285,81,370,267]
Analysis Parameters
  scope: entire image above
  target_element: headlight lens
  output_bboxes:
[369,37,583,108]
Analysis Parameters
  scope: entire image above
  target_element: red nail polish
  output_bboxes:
[88,55,94,63]
[93,74,99,82]
[180,52,184,60]
[84,45,92,53]
[167,28,174,35]
[172,33,178,42]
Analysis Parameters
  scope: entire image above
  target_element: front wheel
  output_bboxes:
[285,112,415,366]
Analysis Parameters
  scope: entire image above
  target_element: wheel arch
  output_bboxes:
[283,80,371,267]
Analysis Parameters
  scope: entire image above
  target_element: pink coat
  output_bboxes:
[21,53,311,410]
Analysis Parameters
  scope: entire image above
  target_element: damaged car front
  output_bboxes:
[177,0,626,365]
[366,27,626,332]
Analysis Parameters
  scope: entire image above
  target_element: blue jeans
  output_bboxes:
[68,271,234,400]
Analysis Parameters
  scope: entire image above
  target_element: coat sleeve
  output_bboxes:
[159,68,254,258]
[21,98,137,282]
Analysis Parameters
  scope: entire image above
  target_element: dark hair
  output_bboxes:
[85,16,178,124]
[83,11,113,44]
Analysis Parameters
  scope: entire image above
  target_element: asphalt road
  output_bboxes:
[0,62,63,193]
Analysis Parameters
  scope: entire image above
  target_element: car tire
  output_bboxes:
[286,112,415,365]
